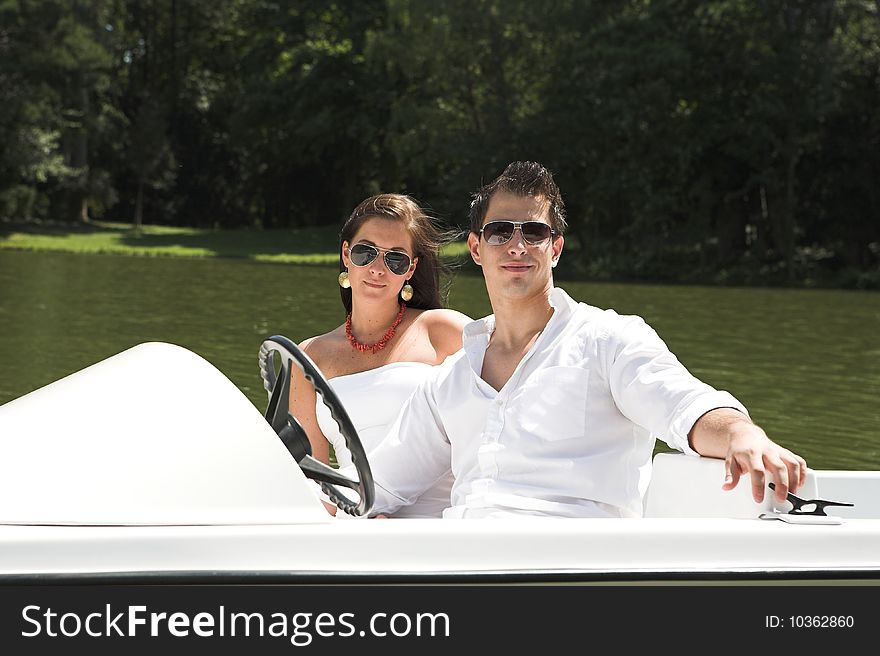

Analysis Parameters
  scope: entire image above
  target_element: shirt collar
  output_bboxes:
[548,286,578,318]
[461,314,492,375]
[461,286,578,374]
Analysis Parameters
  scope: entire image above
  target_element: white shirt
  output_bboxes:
[366,287,748,518]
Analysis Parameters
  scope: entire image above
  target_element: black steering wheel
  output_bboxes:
[258,335,374,517]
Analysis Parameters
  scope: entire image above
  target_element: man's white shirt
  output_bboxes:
[366,286,748,518]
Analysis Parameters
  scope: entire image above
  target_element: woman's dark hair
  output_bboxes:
[468,160,567,234]
[339,194,457,313]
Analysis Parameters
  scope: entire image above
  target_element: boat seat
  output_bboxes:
[810,470,880,519]
[644,452,819,518]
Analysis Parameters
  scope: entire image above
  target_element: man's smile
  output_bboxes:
[500,262,533,273]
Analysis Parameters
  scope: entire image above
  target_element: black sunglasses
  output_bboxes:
[479,220,556,246]
[348,243,413,276]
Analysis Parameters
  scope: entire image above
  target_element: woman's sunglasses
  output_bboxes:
[479,221,557,246]
[347,243,413,276]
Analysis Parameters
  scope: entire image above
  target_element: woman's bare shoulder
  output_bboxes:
[298,327,345,370]
[419,308,473,328]
[417,308,473,357]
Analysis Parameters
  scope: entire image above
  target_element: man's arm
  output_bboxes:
[362,376,453,517]
[688,407,808,503]
[605,315,809,503]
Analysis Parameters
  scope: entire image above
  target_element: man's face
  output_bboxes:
[467,191,564,304]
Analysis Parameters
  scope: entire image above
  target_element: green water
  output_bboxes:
[1,249,877,470]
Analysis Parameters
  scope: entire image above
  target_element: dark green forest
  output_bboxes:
[1,0,878,287]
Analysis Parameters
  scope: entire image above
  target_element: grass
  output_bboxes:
[3,219,874,290]
[0,219,472,264]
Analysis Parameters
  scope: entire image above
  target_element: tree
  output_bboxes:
[128,98,175,229]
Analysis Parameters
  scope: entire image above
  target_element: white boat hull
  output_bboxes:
[1,342,878,583]
[2,517,880,583]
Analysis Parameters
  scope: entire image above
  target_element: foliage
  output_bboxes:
[0,0,877,287]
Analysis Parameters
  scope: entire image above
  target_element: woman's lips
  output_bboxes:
[363,280,386,288]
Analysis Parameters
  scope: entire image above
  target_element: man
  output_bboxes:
[364,160,807,518]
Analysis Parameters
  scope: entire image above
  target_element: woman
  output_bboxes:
[289,194,472,517]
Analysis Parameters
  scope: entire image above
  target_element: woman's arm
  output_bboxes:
[288,337,336,515]
[288,337,332,465]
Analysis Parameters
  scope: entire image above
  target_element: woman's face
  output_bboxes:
[342,217,418,304]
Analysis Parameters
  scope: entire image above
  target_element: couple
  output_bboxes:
[291,161,808,519]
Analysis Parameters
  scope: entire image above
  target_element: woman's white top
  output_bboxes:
[315,361,453,518]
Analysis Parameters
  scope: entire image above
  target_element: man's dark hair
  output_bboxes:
[468,161,567,235]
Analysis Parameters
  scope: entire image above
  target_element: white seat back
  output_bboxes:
[810,471,880,519]
[644,452,818,518]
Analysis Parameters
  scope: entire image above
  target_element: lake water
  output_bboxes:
[0,249,877,470]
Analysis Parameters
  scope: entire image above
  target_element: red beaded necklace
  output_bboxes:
[345,303,407,354]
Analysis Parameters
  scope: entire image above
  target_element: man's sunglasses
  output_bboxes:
[347,243,413,276]
[479,221,557,246]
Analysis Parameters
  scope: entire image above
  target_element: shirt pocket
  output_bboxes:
[512,366,589,441]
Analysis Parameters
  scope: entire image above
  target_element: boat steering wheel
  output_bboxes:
[258,335,374,517]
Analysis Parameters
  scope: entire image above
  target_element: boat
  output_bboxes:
[1,337,879,585]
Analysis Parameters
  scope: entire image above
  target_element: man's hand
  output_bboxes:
[690,408,808,503]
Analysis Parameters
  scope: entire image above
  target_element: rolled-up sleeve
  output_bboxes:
[605,317,748,455]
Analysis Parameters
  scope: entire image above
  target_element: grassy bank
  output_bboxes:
[3,219,874,289]
[0,220,471,263]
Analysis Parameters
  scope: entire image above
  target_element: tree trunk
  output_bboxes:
[170,0,179,142]
[73,85,91,223]
[134,178,144,230]
[781,146,799,284]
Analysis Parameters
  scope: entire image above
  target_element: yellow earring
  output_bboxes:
[338,271,351,289]
[400,281,413,302]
